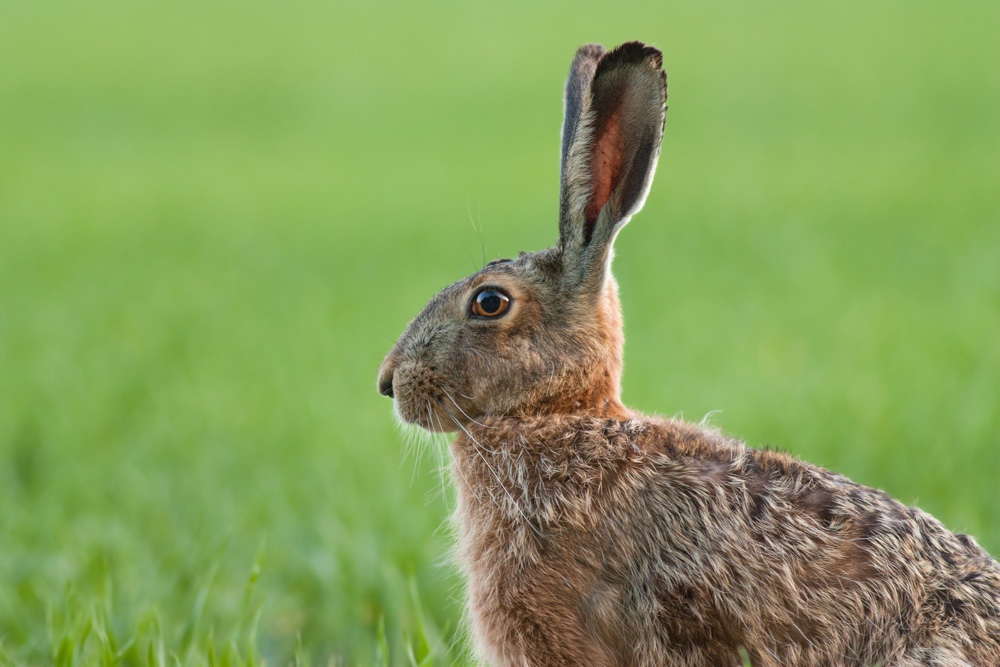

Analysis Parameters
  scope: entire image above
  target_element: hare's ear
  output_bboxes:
[558,42,666,288]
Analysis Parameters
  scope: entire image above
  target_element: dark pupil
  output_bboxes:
[479,292,502,314]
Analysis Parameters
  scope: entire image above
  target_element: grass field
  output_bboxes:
[1,1,998,664]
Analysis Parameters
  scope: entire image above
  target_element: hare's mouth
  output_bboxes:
[391,365,478,434]
[394,391,451,433]
[394,390,476,434]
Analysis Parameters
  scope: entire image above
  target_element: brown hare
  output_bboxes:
[377,41,1000,667]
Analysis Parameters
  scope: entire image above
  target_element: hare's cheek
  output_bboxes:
[460,363,506,414]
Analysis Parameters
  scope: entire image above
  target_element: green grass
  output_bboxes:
[1,1,998,664]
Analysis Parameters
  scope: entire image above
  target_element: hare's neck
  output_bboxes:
[524,378,630,420]
[582,275,627,417]
[520,277,629,420]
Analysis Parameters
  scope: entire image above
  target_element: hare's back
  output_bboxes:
[625,416,1000,663]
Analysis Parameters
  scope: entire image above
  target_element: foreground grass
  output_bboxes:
[1,1,998,664]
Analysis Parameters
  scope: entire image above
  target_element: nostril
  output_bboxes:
[378,376,394,398]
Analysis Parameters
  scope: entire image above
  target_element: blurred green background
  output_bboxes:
[1,1,998,664]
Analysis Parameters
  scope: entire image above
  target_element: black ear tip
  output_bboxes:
[601,41,664,72]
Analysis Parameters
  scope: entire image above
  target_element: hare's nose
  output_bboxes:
[377,359,396,398]
[378,353,399,398]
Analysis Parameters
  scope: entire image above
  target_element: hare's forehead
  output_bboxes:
[480,256,560,293]
[484,248,561,283]
[415,249,560,314]
[454,252,557,292]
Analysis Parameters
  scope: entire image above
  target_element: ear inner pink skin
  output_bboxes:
[585,108,623,228]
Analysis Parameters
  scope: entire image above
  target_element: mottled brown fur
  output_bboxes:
[378,41,1000,666]
[449,417,1000,666]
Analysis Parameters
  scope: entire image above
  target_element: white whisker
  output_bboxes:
[427,400,454,515]
[436,384,496,430]
[437,399,543,538]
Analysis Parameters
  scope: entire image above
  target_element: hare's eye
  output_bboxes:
[471,289,511,318]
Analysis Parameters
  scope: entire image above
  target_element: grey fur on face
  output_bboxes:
[378,41,1000,667]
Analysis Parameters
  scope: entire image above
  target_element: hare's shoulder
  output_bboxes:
[468,412,825,485]
[475,412,834,488]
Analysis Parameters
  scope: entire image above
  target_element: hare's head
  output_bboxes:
[378,42,667,432]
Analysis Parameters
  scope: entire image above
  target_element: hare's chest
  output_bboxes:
[453,476,645,659]
[456,513,624,665]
